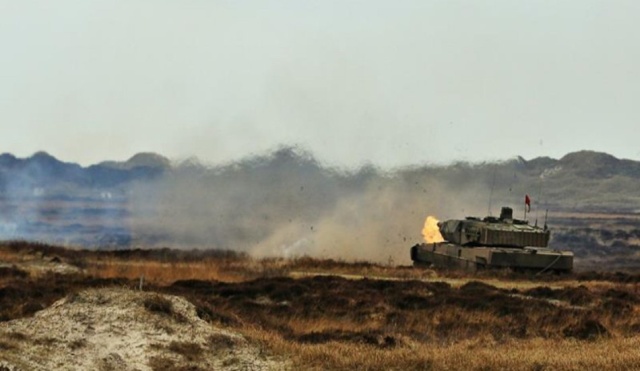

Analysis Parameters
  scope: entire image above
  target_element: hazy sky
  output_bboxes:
[1,1,639,168]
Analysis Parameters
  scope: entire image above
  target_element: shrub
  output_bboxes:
[143,295,174,316]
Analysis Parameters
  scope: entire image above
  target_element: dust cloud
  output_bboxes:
[128,146,495,264]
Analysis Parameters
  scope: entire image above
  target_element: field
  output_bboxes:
[2,241,640,370]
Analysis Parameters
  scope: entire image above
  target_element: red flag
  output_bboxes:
[525,194,531,212]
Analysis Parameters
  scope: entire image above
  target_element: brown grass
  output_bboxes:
[81,256,438,285]
[88,260,244,284]
[243,331,640,370]
[2,242,640,369]
[167,341,204,362]
[143,295,174,316]
[164,274,640,369]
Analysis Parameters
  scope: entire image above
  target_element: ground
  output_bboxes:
[1,241,640,370]
[0,288,285,371]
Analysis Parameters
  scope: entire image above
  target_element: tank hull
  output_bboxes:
[411,242,573,273]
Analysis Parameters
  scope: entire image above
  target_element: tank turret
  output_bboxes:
[437,207,550,248]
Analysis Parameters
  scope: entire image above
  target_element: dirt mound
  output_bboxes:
[0,288,286,370]
[0,274,132,322]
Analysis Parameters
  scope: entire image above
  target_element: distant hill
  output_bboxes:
[500,150,640,211]
[0,152,168,198]
[1,148,640,257]
[99,152,171,171]
[0,148,639,210]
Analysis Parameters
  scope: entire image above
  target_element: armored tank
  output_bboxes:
[411,206,573,273]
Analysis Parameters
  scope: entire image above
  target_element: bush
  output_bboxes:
[143,295,174,316]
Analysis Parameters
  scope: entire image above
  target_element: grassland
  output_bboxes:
[2,241,640,370]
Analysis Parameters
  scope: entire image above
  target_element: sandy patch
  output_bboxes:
[0,288,288,370]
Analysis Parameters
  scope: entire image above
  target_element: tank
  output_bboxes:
[411,206,573,273]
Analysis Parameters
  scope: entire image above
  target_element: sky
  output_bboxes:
[1,1,639,168]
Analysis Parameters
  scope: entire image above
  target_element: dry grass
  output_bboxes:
[86,260,244,284]
[167,341,204,362]
[82,256,438,285]
[3,242,640,370]
[164,274,640,370]
[143,295,174,316]
[243,331,640,370]
[242,327,640,370]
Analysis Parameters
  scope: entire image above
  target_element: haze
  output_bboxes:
[2,1,639,168]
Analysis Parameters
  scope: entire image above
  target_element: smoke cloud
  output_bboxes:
[4,147,591,265]
[127,146,495,264]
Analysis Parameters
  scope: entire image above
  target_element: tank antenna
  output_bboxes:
[535,173,544,225]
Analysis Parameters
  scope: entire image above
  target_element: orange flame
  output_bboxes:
[422,216,444,243]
